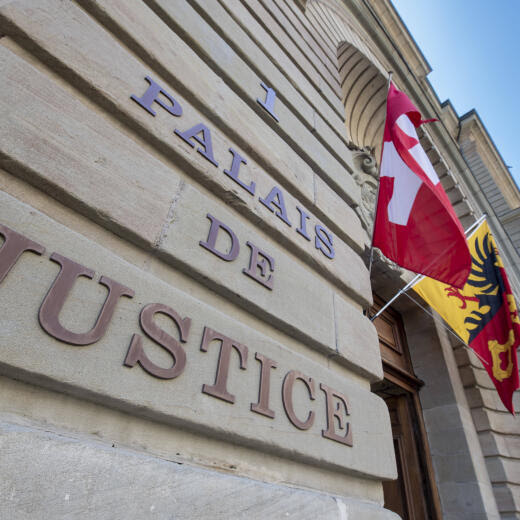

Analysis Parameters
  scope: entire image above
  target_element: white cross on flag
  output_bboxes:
[373,83,471,288]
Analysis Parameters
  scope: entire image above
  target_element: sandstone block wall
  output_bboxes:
[0,0,398,518]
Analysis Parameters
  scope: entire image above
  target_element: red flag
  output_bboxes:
[466,227,520,414]
[373,83,471,288]
[413,220,520,414]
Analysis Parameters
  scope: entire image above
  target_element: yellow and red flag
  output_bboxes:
[412,219,520,414]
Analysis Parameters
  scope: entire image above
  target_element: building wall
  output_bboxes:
[0,1,518,519]
[404,307,500,520]
[0,0,396,518]
[458,111,520,268]
[456,338,520,519]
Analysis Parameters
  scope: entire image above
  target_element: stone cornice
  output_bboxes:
[501,206,520,225]
[459,110,520,210]
[363,0,431,79]
[440,100,459,141]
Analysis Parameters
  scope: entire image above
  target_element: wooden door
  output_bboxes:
[372,298,442,520]
[381,393,429,519]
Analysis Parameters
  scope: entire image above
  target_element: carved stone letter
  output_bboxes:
[0,224,45,284]
[320,383,353,446]
[295,206,311,242]
[315,225,335,259]
[224,148,256,195]
[199,214,240,262]
[131,76,183,117]
[250,352,277,418]
[39,253,134,345]
[201,326,248,403]
[259,186,292,227]
[282,370,316,430]
[257,81,279,122]
[174,123,218,167]
[242,241,275,290]
[124,303,191,379]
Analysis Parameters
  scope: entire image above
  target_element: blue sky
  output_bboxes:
[391,0,520,189]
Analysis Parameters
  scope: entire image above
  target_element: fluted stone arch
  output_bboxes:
[338,42,387,153]
[306,0,389,153]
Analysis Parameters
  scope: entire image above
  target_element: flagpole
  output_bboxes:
[462,213,487,238]
[366,70,393,290]
[370,273,423,322]
[369,213,487,322]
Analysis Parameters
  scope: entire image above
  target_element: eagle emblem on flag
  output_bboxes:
[413,220,520,413]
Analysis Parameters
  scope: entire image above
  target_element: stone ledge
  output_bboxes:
[0,420,399,520]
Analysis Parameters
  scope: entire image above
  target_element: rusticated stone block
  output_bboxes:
[0,0,361,211]
[0,44,370,314]
[146,0,355,181]
[0,192,395,480]
[334,294,383,382]
[0,47,372,353]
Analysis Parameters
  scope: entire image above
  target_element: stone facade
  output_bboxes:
[0,1,518,519]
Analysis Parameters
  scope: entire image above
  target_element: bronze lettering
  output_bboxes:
[242,241,275,290]
[223,148,256,195]
[201,326,248,403]
[39,253,134,345]
[124,303,191,379]
[199,214,240,261]
[131,76,183,117]
[1,224,356,448]
[295,207,311,242]
[259,186,292,227]
[320,383,353,446]
[315,225,335,259]
[174,123,219,167]
[0,224,45,283]
[282,370,316,430]
[257,82,280,122]
[250,353,277,418]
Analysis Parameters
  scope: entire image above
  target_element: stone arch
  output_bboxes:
[306,0,389,154]
[337,42,387,153]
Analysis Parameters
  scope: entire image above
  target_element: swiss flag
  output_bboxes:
[373,83,471,288]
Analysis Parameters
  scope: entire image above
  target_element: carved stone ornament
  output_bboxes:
[373,247,403,275]
[348,145,403,276]
[349,145,379,232]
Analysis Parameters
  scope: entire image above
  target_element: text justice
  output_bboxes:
[0,224,352,447]
[130,76,335,261]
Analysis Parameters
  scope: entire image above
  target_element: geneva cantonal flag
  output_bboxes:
[373,83,471,288]
[413,220,520,414]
